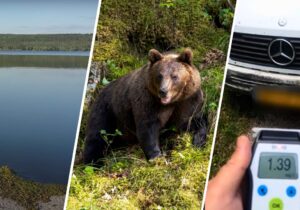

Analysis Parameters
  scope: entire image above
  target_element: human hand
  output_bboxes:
[205,135,252,210]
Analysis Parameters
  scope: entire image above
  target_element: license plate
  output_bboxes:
[254,88,300,108]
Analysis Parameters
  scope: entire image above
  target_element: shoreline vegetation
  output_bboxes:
[0,55,89,68]
[0,166,65,209]
[0,34,91,68]
[0,34,93,51]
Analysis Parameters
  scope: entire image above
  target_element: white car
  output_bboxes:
[226,0,300,95]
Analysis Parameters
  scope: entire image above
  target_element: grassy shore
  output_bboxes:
[0,166,65,209]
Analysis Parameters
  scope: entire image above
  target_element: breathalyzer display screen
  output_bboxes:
[258,152,298,179]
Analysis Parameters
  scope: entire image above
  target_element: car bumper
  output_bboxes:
[226,64,300,92]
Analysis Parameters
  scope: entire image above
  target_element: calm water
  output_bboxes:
[0,54,87,184]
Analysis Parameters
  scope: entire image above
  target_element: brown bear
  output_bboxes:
[84,48,207,164]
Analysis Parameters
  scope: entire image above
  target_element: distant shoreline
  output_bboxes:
[0,50,90,57]
[0,34,93,51]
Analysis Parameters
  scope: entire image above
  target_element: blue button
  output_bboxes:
[257,185,268,196]
[286,186,296,197]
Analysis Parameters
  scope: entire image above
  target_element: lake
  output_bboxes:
[0,52,87,184]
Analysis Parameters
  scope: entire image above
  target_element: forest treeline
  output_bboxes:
[93,0,234,65]
[0,34,92,51]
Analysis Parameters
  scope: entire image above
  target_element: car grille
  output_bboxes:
[230,32,300,70]
[228,74,293,88]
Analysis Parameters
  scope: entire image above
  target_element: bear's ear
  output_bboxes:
[148,49,163,64]
[178,48,193,65]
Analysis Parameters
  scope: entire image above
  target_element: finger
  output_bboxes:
[211,135,252,195]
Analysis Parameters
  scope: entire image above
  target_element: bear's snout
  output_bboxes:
[159,88,168,98]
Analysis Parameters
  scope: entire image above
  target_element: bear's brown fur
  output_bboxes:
[84,48,207,163]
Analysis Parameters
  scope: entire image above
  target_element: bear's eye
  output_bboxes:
[157,74,163,81]
[171,75,178,81]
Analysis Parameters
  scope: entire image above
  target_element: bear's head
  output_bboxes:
[147,48,201,105]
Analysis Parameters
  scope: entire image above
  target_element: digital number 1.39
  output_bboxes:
[268,158,291,171]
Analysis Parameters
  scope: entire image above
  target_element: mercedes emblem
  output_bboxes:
[268,39,295,66]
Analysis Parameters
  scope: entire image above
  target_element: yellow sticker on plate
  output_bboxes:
[255,88,300,109]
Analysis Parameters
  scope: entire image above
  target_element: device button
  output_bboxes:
[269,198,283,210]
[257,185,268,196]
[286,186,297,197]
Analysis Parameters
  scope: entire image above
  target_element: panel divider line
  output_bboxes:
[63,1,102,209]
[200,1,240,209]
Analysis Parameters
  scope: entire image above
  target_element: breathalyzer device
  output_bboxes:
[248,128,300,210]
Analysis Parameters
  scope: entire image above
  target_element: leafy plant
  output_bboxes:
[100,129,123,145]
[159,0,175,8]
[220,8,234,29]
[101,77,110,86]
[83,166,95,176]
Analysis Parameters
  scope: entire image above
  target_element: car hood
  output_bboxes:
[234,0,300,38]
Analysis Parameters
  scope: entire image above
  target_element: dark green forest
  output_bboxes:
[0,34,92,51]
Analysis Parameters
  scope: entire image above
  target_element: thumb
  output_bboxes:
[211,135,252,195]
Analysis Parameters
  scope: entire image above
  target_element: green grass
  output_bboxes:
[209,90,253,177]
[67,65,224,209]
[210,88,300,178]
[0,166,65,210]
[69,136,212,209]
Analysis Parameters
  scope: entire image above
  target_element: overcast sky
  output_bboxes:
[0,0,99,34]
